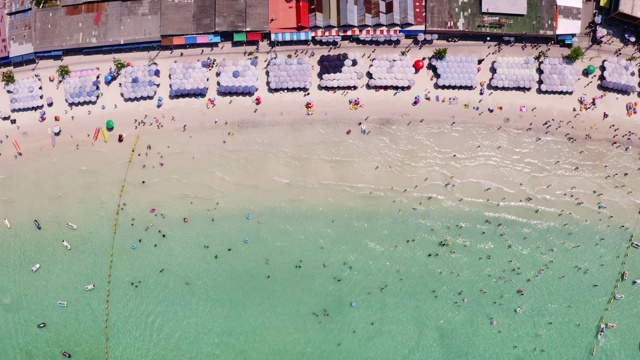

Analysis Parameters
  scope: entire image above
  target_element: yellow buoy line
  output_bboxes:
[104,133,140,359]
[591,211,639,356]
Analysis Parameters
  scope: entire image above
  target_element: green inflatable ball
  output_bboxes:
[106,120,114,130]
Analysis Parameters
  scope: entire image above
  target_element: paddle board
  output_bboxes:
[101,127,109,143]
[12,139,22,155]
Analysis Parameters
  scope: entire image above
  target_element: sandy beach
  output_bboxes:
[1,40,640,359]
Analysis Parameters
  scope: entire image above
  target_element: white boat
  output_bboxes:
[31,264,40,272]
[66,222,77,230]
[634,280,640,285]
[632,242,640,249]
[4,218,10,229]
[62,240,71,250]
[84,284,95,291]
[614,294,624,300]
[57,301,67,307]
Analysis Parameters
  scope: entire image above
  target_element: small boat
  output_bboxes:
[66,222,77,230]
[634,280,640,285]
[62,240,71,250]
[4,218,10,229]
[598,324,605,338]
[607,323,617,328]
[623,271,629,281]
[57,301,67,307]
[34,220,41,230]
[84,284,95,291]
[61,351,72,358]
[92,127,100,142]
[632,242,640,249]
[13,139,22,155]
[37,322,46,329]
[614,294,624,300]
[31,264,41,273]
[101,127,109,143]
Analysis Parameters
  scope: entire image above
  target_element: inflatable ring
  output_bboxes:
[131,245,137,249]
[244,238,250,243]
[246,214,252,220]
[183,218,188,223]
[351,302,357,307]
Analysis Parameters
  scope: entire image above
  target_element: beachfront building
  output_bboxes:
[607,0,640,25]
[425,0,583,41]
[555,0,582,45]
[0,0,9,60]
[4,0,270,65]
[307,0,423,27]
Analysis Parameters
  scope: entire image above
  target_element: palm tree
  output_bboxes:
[1,69,16,85]
[113,59,127,73]
[432,48,448,60]
[56,65,71,79]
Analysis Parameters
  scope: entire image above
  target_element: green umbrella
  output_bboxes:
[586,65,596,75]
[106,119,114,130]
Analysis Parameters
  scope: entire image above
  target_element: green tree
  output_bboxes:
[2,69,15,85]
[432,48,448,60]
[56,64,71,79]
[113,59,127,72]
[566,46,585,63]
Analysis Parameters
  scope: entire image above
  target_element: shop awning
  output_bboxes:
[196,36,209,44]
[270,32,312,41]
[313,29,399,37]
[185,36,197,44]
[233,33,247,42]
[247,32,262,41]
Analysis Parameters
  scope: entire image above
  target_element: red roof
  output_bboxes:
[269,0,309,32]
[414,0,425,25]
[247,32,262,41]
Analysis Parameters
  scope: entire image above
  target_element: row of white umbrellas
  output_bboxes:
[8,77,43,110]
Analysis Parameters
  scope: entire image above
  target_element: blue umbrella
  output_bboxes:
[249,85,256,93]
[169,90,175,97]
[154,69,161,76]
[243,86,250,93]
[233,71,240,78]
[250,59,258,67]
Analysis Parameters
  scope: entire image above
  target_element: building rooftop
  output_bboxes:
[481,0,527,16]
[159,0,218,36]
[615,0,640,18]
[32,0,161,52]
[0,0,9,57]
[6,8,34,57]
[246,0,269,30]
[556,0,582,35]
[426,0,555,35]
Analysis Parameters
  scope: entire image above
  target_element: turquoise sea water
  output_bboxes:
[1,122,639,359]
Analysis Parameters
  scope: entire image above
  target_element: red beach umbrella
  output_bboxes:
[413,59,425,71]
